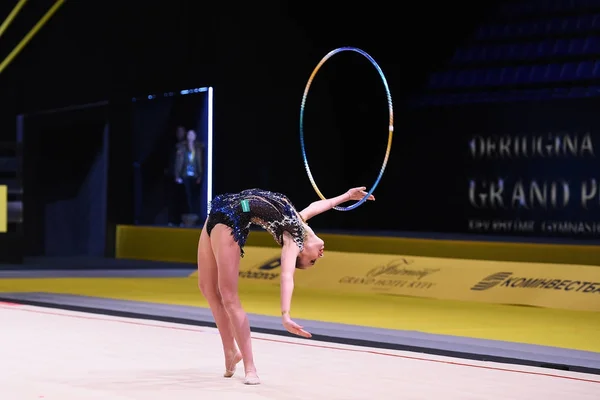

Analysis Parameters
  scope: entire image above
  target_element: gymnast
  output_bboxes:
[196,187,375,385]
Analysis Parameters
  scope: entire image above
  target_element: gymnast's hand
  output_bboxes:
[282,315,312,338]
[347,186,375,202]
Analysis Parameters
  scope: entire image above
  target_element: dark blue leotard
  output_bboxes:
[206,188,306,257]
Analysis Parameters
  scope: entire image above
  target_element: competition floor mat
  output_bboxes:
[1,269,599,375]
[3,303,598,399]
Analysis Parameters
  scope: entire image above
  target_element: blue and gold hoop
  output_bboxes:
[299,46,394,211]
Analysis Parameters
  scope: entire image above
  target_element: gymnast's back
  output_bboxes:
[205,188,306,256]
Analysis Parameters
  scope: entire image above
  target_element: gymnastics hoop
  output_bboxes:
[299,46,394,211]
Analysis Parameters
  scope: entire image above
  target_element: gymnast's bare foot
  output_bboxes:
[243,370,260,385]
[224,351,243,378]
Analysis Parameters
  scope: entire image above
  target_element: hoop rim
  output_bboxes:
[299,46,394,211]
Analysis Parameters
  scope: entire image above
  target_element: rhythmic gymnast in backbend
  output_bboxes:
[196,187,374,385]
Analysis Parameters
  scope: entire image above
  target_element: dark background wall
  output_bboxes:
[21,106,109,257]
[0,0,515,246]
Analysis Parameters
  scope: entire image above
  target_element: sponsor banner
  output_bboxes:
[116,224,600,267]
[0,185,6,233]
[204,246,600,312]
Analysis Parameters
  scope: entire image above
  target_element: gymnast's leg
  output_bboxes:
[210,223,259,385]
[197,221,242,377]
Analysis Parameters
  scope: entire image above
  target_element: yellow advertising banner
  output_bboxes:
[194,246,600,312]
[0,185,6,233]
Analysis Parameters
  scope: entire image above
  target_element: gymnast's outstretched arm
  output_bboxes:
[279,233,312,338]
[299,186,375,221]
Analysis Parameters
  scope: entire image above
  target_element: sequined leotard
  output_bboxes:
[206,188,306,257]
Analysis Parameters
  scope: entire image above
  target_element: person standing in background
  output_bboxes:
[167,126,187,226]
[175,129,204,225]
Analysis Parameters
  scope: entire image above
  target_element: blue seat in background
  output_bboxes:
[567,13,600,31]
[533,40,554,58]
[537,39,556,57]
[426,61,599,91]
[498,66,517,85]
[580,13,600,29]
[485,68,504,86]
[583,36,600,53]
[558,62,579,80]
[562,15,582,32]
[451,34,600,68]
[519,20,540,36]
[527,20,546,36]
[569,37,588,54]
[516,65,535,83]
[528,64,549,82]
[573,14,591,31]
[501,41,524,59]
[546,63,564,81]
[506,22,526,38]
[549,17,567,34]
[554,38,571,55]
[482,45,502,61]
[588,60,600,78]
[491,24,511,39]
[575,60,595,79]
[470,68,488,86]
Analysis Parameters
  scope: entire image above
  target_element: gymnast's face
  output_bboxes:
[297,234,325,269]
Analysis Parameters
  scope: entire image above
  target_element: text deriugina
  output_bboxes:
[468,133,594,159]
